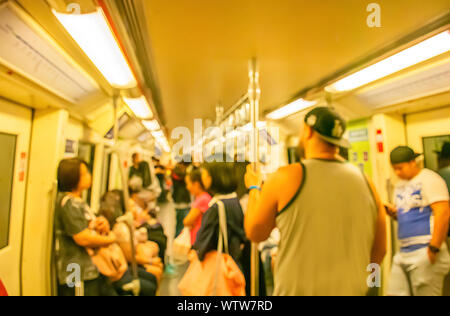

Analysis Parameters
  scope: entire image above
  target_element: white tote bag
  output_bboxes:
[172,227,191,264]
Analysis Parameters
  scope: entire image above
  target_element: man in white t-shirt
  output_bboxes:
[385,146,450,296]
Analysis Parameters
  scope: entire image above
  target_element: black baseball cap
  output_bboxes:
[390,146,422,164]
[304,107,350,148]
[435,142,450,159]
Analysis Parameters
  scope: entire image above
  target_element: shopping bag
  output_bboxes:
[178,199,246,296]
[88,243,128,282]
[0,279,8,296]
[178,250,246,296]
[173,227,191,264]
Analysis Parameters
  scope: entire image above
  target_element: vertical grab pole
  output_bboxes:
[248,58,261,297]
[112,92,140,295]
[113,92,120,146]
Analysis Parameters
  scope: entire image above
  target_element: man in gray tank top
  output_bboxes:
[244,107,387,296]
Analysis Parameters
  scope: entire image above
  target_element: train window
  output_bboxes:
[78,142,96,206]
[0,133,16,250]
[423,135,450,172]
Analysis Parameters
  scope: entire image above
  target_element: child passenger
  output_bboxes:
[183,168,212,245]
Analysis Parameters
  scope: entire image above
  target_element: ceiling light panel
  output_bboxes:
[267,99,317,120]
[357,58,450,109]
[327,31,450,92]
[123,96,153,119]
[53,8,137,89]
[0,3,99,103]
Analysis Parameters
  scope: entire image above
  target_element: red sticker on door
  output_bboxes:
[19,152,27,182]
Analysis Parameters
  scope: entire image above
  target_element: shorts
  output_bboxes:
[388,244,450,296]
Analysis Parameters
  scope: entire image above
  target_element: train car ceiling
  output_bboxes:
[140,0,449,134]
[0,0,448,144]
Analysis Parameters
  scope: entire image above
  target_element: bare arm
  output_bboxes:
[430,201,450,249]
[366,177,387,265]
[183,208,202,228]
[244,165,279,243]
[73,229,116,248]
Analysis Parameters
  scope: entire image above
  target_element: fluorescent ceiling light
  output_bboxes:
[242,121,267,132]
[142,120,161,131]
[123,96,153,119]
[152,130,165,140]
[267,99,317,120]
[137,131,152,143]
[0,3,99,103]
[356,57,450,109]
[53,8,137,88]
[226,130,241,139]
[162,144,171,153]
[156,138,171,153]
[327,30,450,92]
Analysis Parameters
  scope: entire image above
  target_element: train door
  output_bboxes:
[405,107,450,156]
[0,100,32,296]
[422,135,450,172]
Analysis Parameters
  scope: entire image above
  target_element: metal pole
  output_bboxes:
[75,281,84,297]
[113,92,120,145]
[112,93,140,295]
[248,58,260,297]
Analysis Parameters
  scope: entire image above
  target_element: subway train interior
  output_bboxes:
[0,0,449,297]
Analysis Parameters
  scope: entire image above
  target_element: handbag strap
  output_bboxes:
[217,200,229,254]
[212,199,229,296]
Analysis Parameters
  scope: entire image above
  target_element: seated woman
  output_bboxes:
[129,185,168,264]
[98,192,160,296]
[54,158,117,296]
[193,154,247,268]
[183,167,212,245]
[102,191,164,283]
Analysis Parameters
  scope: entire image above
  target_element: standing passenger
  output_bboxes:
[55,158,117,296]
[386,146,450,296]
[183,168,212,245]
[193,155,246,267]
[153,157,168,203]
[437,142,450,248]
[172,158,192,237]
[129,153,152,189]
[436,142,450,296]
[244,107,387,296]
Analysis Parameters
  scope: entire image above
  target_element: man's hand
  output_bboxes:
[245,165,263,189]
[384,203,398,220]
[428,248,437,264]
